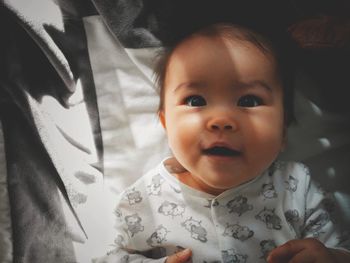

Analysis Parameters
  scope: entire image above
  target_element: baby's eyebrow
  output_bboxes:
[173,80,273,93]
[236,80,272,92]
[174,82,206,93]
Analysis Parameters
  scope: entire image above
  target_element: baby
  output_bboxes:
[99,23,350,263]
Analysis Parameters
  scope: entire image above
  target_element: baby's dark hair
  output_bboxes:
[154,23,296,126]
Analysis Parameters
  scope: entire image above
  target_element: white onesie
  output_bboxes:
[97,158,349,263]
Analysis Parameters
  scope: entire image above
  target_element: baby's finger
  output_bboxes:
[284,248,316,263]
[166,248,192,263]
[267,238,331,263]
[267,239,305,263]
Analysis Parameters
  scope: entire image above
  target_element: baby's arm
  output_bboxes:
[267,238,350,263]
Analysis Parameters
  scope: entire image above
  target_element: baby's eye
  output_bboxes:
[237,95,263,107]
[185,95,207,107]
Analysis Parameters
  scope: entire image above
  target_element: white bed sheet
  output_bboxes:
[84,16,170,198]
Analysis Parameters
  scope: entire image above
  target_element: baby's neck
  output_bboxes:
[175,171,227,196]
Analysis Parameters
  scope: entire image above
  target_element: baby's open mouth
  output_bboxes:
[203,146,241,157]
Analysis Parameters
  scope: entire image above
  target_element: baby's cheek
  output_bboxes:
[169,118,201,147]
[250,125,284,151]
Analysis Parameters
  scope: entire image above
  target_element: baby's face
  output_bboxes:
[160,35,285,195]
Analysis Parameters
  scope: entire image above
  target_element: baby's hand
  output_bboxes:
[166,248,192,263]
[267,238,336,263]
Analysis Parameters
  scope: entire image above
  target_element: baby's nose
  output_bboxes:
[207,116,237,132]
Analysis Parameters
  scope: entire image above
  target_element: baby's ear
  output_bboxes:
[159,111,166,129]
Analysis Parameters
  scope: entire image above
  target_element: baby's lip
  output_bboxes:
[202,142,242,157]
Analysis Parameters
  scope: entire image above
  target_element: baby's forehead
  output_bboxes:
[168,35,277,73]
[170,32,274,66]
[163,35,282,98]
